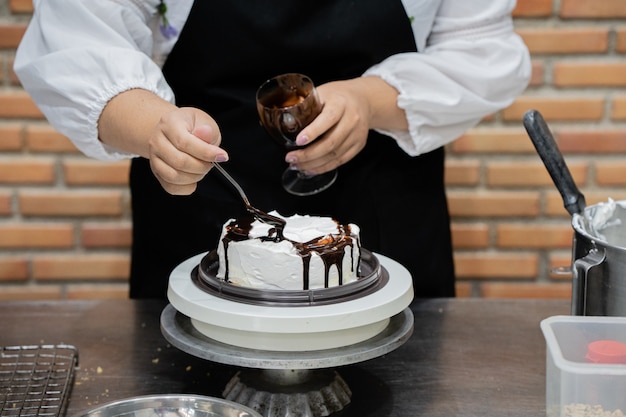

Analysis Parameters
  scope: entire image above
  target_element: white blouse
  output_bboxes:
[14,0,531,161]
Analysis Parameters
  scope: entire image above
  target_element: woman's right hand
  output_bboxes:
[148,106,228,195]
[99,89,228,196]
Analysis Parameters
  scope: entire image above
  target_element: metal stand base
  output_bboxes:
[160,304,413,417]
[224,369,351,417]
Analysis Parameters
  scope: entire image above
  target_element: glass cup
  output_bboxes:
[256,73,338,196]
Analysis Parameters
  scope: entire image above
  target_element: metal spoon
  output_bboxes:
[212,163,286,237]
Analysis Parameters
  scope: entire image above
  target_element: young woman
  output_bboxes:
[15,1,530,298]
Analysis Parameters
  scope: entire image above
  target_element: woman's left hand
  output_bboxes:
[285,76,407,175]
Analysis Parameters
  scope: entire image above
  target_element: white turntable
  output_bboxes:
[161,249,414,417]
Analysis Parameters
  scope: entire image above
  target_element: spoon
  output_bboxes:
[212,163,286,237]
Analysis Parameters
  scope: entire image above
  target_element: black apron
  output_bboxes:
[129,0,455,298]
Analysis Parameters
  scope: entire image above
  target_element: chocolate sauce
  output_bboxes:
[221,215,359,289]
[245,204,286,240]
[256,74,322,149]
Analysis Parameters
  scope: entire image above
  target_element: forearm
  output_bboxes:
[98,88,177,158]
[357,76,409,132]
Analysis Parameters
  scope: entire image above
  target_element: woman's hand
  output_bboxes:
[148,107,227,195]
[284,76,407,175]
[99,88,228,195]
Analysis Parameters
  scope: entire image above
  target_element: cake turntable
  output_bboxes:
[160,249,414,417]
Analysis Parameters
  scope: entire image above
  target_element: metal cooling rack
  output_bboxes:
[0,345,79,417]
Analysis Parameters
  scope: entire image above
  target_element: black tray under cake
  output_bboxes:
[192,249,388,307]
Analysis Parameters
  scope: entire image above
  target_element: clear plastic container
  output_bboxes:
[541,315,626,417]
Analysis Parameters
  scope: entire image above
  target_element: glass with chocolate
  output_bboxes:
[256,73,338,196]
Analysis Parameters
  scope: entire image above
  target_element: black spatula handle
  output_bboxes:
[522,109,586,215]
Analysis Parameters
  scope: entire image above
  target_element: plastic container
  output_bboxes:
[541,315,626,417]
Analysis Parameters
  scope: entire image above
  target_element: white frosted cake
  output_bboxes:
[216,211,361,290]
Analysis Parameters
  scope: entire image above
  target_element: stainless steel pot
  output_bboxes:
[524,110,626,316]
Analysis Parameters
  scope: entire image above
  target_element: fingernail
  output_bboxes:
[288,164,300,171]
[296,135,309,146]
[215,154,228,162]
[286,156,297,164]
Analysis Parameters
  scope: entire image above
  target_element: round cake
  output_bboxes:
[216,211,361,290]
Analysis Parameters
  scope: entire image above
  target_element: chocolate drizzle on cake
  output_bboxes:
[221,213,360,290]
[245,205,286,240]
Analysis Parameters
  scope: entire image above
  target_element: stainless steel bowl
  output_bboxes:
[73,394,261,417]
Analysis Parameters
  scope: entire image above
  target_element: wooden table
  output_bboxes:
[0,298,569,416]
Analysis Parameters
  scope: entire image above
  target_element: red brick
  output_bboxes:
[64,159,130,186]
[480,282,571,299]
[444,160,480,186]
[9,0,33,13]
[517,28,608,54]
[455,282,473,298]
[554,62,626,87]
[481,113,496,122]
[0,286,63,301]
[448,191,540,217]
[513,0,554,17]
[0,125,22,151]
[611,96,626,120]
[558,130,626,153]
[454,253,538,278]
[25,125,79,153]
[617,29,626,53]
[0,24,27,48]
[32,254,130,280]
[596,162,626,186]
[8,57,21,86]
[81,222,132,248]
[502,97,605,121]
[19,191,124,217]
[497,224,573,248]
[528,61,545,87]
[0,193,12,216]
[560,0,626,18]
[66,284,129,300]
[0,92,44,119]
[0,224,74,248]
[451,223,490,249]
[451,128,535,154]
[486,161,587,187]
[0,158,55,184]
[0,257,28,281]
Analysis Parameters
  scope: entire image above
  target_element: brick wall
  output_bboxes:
[1,0,625,300]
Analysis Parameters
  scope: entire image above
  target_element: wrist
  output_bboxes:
[99,88,177,157]
[358,76,408,131]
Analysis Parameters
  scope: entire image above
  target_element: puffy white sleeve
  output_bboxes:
[14,0,181,161]
[366,0,531,156]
